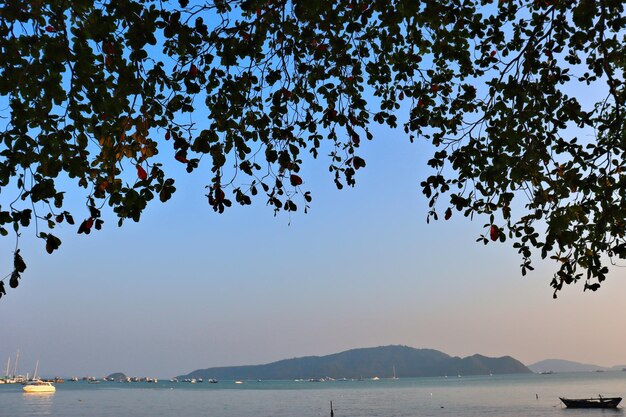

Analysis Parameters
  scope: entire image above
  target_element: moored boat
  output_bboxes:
[559,396,621,408]
[22,359,56,393]
[22,380,56,393]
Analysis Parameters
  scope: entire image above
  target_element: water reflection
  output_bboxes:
[22,391,55,416]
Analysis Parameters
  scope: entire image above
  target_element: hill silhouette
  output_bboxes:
[527,359,614,373]
[178,345,531,380]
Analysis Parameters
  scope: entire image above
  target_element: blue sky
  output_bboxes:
[2,118,626,379]
[1,3,625,380]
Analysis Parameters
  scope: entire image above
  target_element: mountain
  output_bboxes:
[106,372,127,381]
[527,359,611,373]
[178,345,531,380]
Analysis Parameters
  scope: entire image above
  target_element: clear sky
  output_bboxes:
[1,3,625,380]
[1,117,625,380]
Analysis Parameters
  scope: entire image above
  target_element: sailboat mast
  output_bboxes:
[13,350,19,377]
[5,357,10,377]
[33,360,39,380]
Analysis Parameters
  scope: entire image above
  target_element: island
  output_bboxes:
[177,345,531,381]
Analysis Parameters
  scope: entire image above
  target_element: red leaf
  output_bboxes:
[79,217,94,234]
[188,64,198,77]
[175,151,188,164]
[353,156,366,170]
[45,25,56,33]
[489,225,499,241]
[290,174,303,186]
[136,165,148,180]
[444,208,452,220]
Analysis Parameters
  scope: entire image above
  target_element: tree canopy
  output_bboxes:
[0,0,624,299]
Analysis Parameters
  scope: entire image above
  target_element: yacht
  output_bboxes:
[23,380,56,393]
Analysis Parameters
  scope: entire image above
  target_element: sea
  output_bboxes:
[1,372,625,417]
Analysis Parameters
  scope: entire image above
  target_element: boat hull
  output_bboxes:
[23,382,56,393]
[560,397,621,409]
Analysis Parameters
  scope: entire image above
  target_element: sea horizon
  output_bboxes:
[2,371,626,416]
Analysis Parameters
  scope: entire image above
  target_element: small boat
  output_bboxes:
[22,360,56,393]
[23,380,56,393]
[559,396,622,408]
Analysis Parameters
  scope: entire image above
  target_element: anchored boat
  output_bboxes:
[23,380,56,393]
[22,359,56,393]
[559,396,621,409]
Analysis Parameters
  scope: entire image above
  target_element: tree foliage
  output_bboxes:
[0,0,624,299]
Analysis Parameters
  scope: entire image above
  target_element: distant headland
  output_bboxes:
[177,345,531,381]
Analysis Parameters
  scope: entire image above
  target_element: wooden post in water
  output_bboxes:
[330,400,334,417]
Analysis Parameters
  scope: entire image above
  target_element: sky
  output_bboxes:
[1,4,626,380]
[1,117,625,380]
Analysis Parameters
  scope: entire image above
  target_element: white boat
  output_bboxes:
[23,380,56,393]
[22,360,56,393]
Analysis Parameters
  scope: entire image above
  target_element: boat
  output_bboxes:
[23,380,56,393]
[22,360,56,393]
[559,396,622,408]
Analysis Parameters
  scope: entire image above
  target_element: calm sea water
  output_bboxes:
[1,372,625,417]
